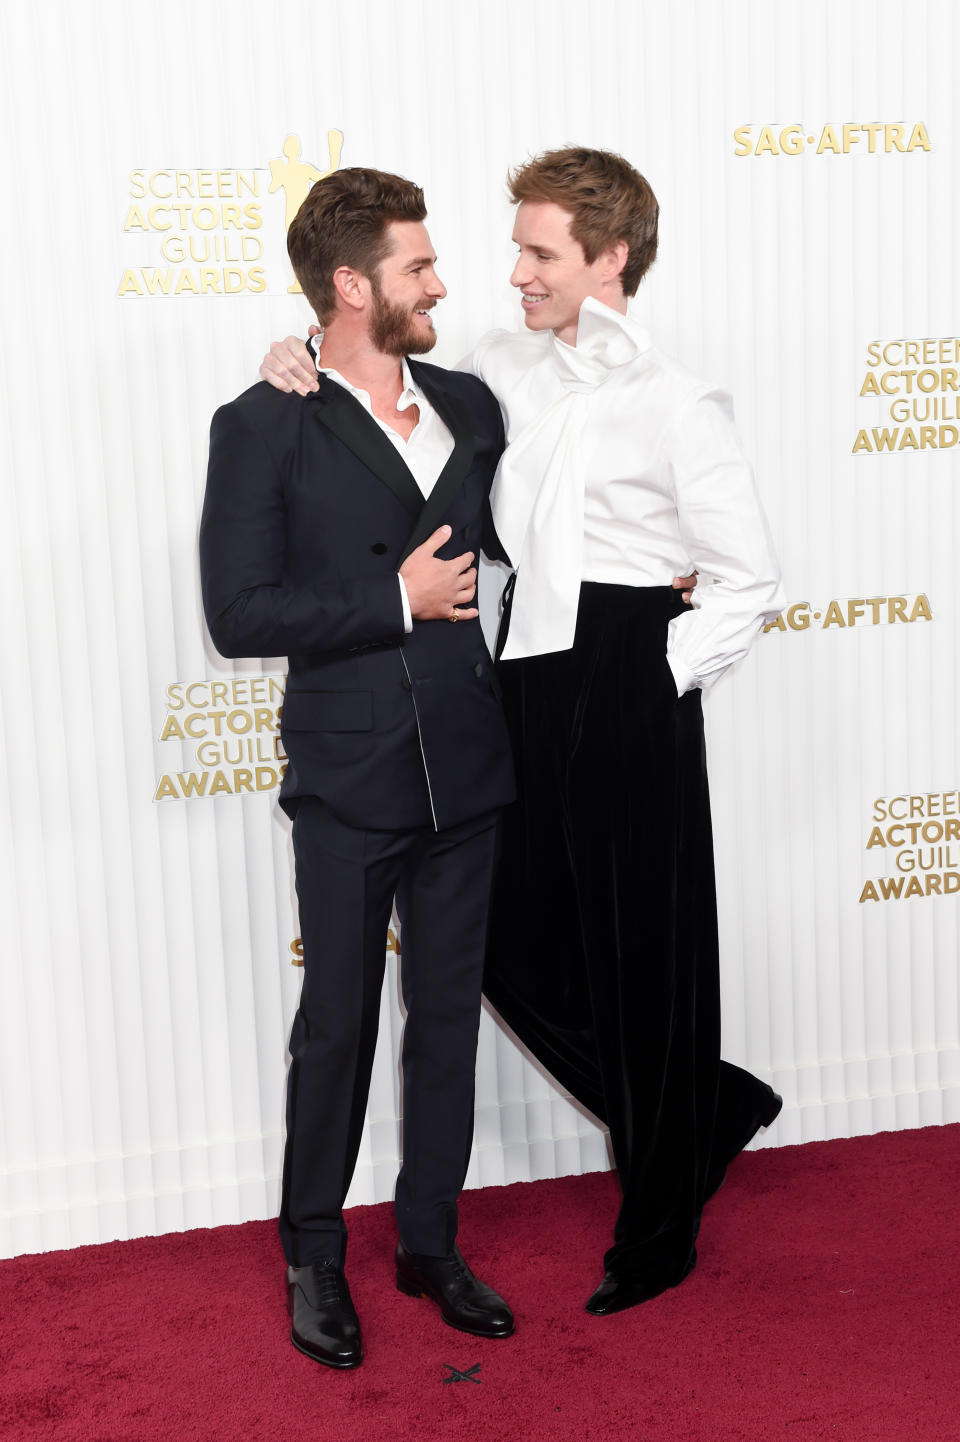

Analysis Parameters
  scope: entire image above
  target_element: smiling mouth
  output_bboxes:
[520,293,549,307]
[414,306,435,324]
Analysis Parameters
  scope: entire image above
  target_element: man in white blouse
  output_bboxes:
[261,146,785,1317]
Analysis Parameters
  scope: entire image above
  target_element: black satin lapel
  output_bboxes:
[308,380,423,519]
[400,364,476,562]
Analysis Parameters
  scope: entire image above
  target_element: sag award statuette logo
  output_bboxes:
[269,131,344,292]
[117,130,343,298]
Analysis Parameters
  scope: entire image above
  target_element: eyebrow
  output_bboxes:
[406,254,437,269]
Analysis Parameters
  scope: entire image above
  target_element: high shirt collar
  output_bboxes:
[548,296,652,389]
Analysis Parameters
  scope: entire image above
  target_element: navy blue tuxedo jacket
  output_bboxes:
[199,360,515,832]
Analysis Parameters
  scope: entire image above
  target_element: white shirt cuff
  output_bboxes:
[398,575,413,633]
[667,651,696,698]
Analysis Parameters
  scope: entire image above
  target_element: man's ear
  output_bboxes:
[331,265,369,312]
[599,239,629,285]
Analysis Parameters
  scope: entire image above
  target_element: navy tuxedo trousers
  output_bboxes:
[279,800,501,1268]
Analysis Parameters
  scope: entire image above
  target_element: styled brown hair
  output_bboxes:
[286,166,426,322]
[507,147,659,297]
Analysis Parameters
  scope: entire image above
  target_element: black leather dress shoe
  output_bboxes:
[585,1258,695,1317]
[287,1261,363,1367]
[705,1089,783,1201]
[395,1242,514,1338]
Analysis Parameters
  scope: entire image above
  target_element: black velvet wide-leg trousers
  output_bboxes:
[485,582,775,1288]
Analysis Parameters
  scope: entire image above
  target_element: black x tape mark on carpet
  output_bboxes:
[443,1363,481,1384]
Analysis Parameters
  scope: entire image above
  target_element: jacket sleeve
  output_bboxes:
[199,401,406,660]
[481,394,511,565]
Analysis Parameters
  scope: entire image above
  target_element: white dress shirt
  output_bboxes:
[463,297,784,693]
[310,339,454,630]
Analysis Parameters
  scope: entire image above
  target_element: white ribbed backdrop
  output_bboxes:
[2,0,958,1258]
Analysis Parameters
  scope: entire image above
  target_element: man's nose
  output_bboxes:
[426,270,447,298]
[510,257,530,288]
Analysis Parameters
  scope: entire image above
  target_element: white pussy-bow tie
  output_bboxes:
[491,297,650,661]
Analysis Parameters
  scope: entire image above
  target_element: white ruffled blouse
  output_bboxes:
[463,297,784,693]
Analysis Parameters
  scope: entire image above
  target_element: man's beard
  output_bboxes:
[369,275,437,357]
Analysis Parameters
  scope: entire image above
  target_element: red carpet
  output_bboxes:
[2,1125,958,1442]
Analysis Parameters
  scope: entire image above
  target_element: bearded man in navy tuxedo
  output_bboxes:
[200,167,516,1368]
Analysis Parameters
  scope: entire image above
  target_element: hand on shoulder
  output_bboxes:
[260,324,321,395]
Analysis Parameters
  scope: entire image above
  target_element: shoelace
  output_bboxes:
[445,1251,474,1295]
[309,1265,353,1310]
